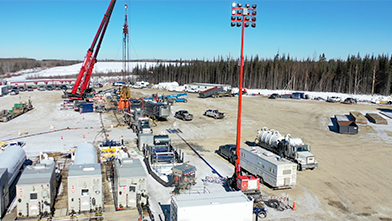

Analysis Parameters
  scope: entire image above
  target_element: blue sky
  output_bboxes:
[0,0,391,61]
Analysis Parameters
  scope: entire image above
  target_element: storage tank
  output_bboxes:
[73,143,97,165]
[259,129,284,148]
[0,168,9,218]
[0,145,26,186]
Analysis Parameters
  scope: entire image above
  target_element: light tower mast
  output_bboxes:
[122,4,129,82]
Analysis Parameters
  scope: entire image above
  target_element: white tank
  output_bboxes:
[0,145,26,185]
[259,129,284,148]
[74,143,97,165]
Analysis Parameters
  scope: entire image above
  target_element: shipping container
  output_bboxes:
[335,115,358,134]
[170,191,253,221]
[113,158,147,210]
[16,160,56,218]
[0,85,8,96]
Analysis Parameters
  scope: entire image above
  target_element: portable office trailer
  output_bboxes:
[184,83,231,92]
[113,158,147,210]
[335,115,358,134]
[170,191,253,221]
[16,160,56,218]
[240,146,297,189]
[0,168,9,218]
[67,163,102,213]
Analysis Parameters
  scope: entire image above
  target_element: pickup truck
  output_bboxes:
[175,110,193,121]
[204,109,225,119]
[218,144,237,164]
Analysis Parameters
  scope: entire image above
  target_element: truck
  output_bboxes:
[204,109,225,119]
[164,93,188,103]
[0,85,8,96]
[255,127,318,171]
[142,100,171,120]
[171,164,196,193]
[198,86,223,98]
[240,146,297,189]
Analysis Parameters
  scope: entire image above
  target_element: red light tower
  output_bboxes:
[231,2,257,180]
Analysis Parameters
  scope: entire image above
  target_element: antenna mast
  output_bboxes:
[123,4,129,82]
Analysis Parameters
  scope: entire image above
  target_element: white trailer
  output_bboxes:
[0,85,8,96]
[68,143,102,214]
[170,191,253,221]
[113,158,147,210]
[184,83,231,92]
[241,146,297,189]
[16,160,56,218]
[0,168,9,218]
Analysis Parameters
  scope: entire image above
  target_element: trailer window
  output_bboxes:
[30,193,38,200]
[81,189,89,196]
[283,170,291,175]
[129,186,136,192]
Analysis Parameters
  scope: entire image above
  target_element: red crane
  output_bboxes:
[69,0,117,99]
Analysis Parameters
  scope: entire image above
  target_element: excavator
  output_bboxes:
[65,0,117,100]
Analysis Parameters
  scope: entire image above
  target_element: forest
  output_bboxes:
[134,54,392,96]
[1,54,392,96]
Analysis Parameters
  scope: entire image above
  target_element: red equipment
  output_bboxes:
[69,0,117,99]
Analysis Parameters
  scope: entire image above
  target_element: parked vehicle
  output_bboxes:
[172,164,197,193]
[46,85,54,91]
[185,88,199,93]
[255,127,318,171]
[268,93,279,99]
[10,89,19,95]
[26,86,34,91]
[342,97,357,104]
[18,86,25,92]
[38,85,46,91]
[218,144,237,164]
[113,81,126,86]
[327,96,341,103]
[204,109,225,119]
[175,110,193,121]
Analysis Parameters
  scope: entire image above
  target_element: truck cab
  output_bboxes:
[218,144,237,164]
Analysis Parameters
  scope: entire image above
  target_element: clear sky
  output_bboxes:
[0,0,391,61]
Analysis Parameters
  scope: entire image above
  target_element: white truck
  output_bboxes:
[255,127,318,171]
[241,146,297,189]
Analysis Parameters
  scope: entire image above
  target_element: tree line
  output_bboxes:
[134,54,392,96]
[0,58,80,77]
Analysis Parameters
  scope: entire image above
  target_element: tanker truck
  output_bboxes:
[255,127,318,171]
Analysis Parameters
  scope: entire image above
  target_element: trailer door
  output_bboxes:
[29,193,39,216]
[80,189,90,211]
[128,184,137,207]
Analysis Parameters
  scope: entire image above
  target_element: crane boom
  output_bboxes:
[70,0,117,98]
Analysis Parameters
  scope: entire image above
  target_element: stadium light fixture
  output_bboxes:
[230,2,257,179]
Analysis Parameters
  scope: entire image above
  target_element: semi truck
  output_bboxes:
[255,127,318,171]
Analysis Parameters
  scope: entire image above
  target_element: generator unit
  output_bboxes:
[68,143,102,214]
[16,160,56,218]
[0,168,9,218]
[113,158,147,210]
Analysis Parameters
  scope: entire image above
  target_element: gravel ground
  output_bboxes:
[1,88,392,221]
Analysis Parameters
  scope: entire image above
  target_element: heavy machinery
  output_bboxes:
[65,0,117,99]
[142,100,171,120]
[118,86,131,110]
[255,127,318,171]
[0,100,33,122]
[172,164,196,193]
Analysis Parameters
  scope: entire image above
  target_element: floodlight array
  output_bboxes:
[231,2,257,28]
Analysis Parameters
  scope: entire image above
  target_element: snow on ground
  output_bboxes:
[6,61,176,82]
